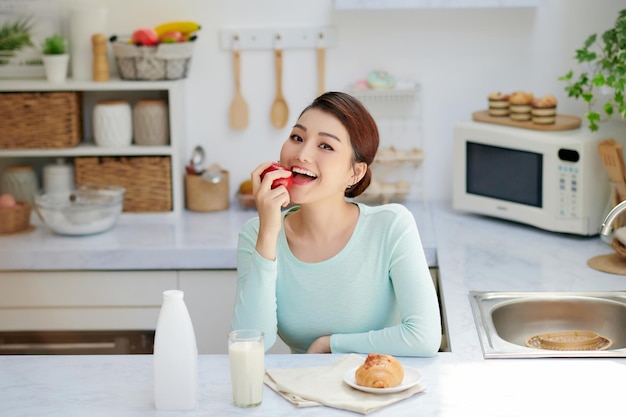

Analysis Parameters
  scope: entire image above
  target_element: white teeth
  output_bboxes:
[292,167,317,178]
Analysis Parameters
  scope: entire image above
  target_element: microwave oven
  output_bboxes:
[453,120,626,236]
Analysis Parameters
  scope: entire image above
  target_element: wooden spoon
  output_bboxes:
[270,48,289,129]
[228,47,249,130]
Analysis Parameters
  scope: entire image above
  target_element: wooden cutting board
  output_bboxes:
[472,110,582,131]
[587,253,626,275]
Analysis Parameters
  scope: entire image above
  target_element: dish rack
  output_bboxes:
[349,84,425,204]
[349,86,417,118]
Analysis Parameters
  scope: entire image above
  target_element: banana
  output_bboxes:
[154,21,201,37]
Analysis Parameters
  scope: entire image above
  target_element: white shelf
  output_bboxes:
[0,80,186,215]
[0,144,173,158]
[0,78,183,92]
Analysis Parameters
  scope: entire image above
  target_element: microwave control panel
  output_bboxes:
[557,162,580,219]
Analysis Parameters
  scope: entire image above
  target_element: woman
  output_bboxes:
[231,92,441,356]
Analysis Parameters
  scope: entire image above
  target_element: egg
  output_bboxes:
[0,193,16,209]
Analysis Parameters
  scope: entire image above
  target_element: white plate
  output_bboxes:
[343,366,422,394]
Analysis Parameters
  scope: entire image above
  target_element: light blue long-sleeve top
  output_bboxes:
[231,202,442,356]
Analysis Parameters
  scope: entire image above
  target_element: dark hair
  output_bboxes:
[298,92,379,198]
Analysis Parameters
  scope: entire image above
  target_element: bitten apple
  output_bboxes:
[132,28,159,46]
[261,163,293,191]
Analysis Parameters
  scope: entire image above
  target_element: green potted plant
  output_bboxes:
[41,34,69,83]
[559,9,626,132]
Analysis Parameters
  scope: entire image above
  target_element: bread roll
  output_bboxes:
[355,353,404,388]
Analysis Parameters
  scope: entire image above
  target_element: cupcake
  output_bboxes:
[509,91,534,121]
[488,92,510,117]
[531,94,558,125]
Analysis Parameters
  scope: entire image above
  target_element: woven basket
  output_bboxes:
[0,92,82,149]
[74,156,172,212]
[185,172,229,212]
[111,41,194,80]
[0,201,31,234]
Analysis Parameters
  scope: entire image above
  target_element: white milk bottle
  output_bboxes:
[153,290,198,410]
[228,329,265,407]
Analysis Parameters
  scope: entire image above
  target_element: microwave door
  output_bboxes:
[466,142,543,208]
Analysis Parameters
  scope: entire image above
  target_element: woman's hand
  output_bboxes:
[252,162,292,260]
[307,336,331,354]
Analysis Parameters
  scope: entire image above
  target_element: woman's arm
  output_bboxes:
[330,206,442,357]
[231,219,281,351]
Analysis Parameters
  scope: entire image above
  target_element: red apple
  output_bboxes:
[132,28,159,46]
[159,31,185,43]
[261,163,293,191]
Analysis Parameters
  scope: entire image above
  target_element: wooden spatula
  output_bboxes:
[316,33,325,97]
[228,47,249,130]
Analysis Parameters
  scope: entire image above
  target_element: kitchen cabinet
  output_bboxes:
[0,79,186,215]
[0,271,177,331]
[179,270,290,354]
[0,269,289,355]
[0,268,443,355]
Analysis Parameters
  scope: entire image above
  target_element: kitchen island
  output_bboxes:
[1,201,626,415]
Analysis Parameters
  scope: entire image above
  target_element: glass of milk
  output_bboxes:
[228,329,265,408]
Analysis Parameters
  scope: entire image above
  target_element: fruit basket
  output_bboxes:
[110,39,195,80]
[0,200,31,235]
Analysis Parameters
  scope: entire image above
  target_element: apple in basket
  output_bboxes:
[132,28,159,46]
[0,193,16,209]
[159,31,185,43]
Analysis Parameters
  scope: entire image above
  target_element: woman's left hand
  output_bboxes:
[307,336,331,354]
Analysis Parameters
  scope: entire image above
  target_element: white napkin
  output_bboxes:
[264,354,426,414]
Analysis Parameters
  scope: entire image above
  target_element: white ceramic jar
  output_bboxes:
[43,158,75,193]
[0,166,39,202]
[93,100,132,147]
[133,99,169,146]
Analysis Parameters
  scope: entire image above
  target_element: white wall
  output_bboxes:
[62,0,625,202]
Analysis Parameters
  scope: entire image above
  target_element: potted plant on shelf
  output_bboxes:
[41,34,69,83]
[559,9,626,132]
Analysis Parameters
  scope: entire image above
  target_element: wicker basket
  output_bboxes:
[0,92,82,149]
[0,201,31,234]
[185,172,229,212]
[74,156,172,212]
[111,41,194,80]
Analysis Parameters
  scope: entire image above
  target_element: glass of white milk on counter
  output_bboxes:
[228,329,265,408]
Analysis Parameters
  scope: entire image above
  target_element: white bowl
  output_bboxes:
[34,185,125,236]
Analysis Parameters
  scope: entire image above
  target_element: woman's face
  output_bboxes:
[280,108,362,204]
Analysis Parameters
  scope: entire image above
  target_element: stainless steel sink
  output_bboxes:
[469,291,626,358]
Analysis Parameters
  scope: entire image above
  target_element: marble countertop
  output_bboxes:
[2,351,624,416]
[2,201,626,415]
[0,202,437,270]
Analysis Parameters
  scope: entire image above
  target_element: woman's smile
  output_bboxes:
[291,165,318,186]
